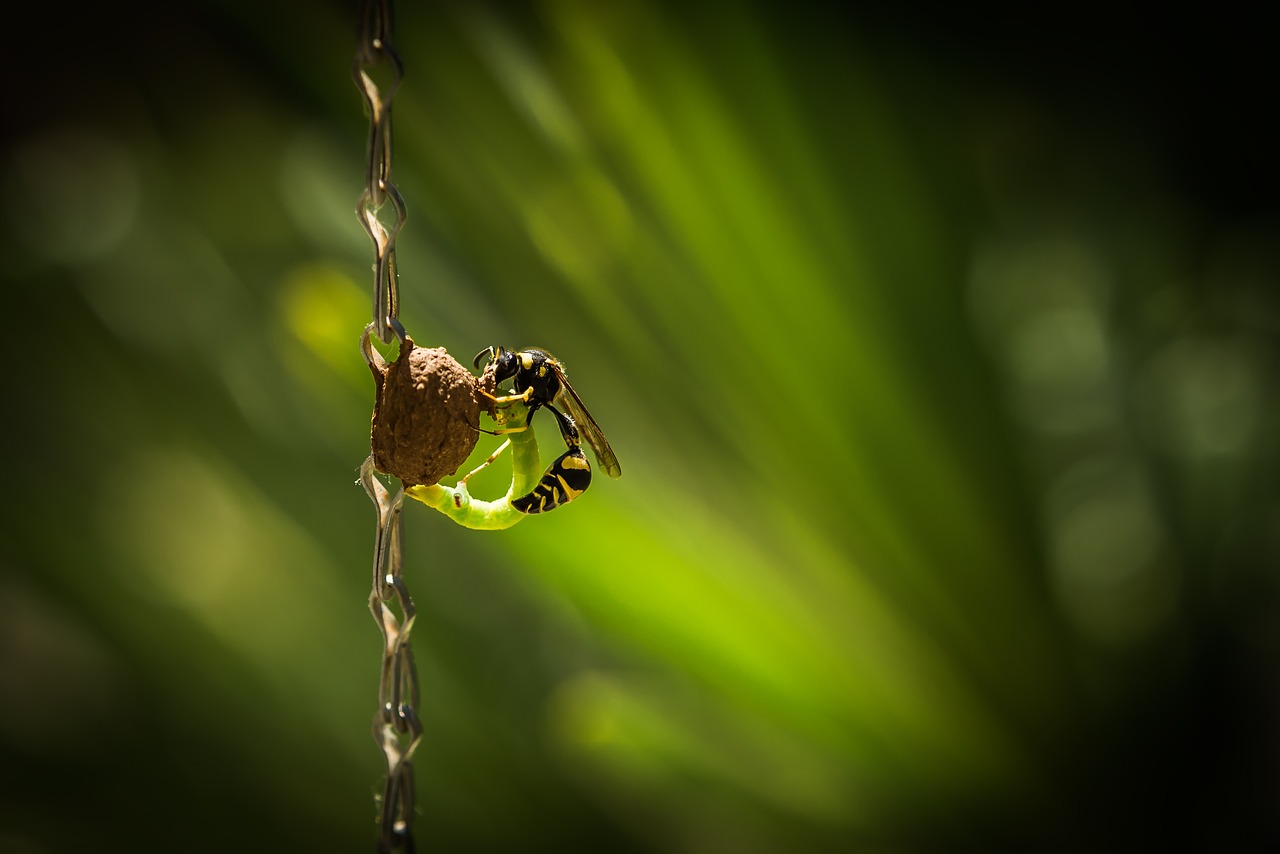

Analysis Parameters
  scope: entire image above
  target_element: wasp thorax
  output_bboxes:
[370,339,497,486]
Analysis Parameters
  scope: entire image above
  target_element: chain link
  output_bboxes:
[361,454,421,854]
[354,0,406,345]
[356,1,419,850]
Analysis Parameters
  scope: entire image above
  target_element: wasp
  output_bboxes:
[473,346,621,513]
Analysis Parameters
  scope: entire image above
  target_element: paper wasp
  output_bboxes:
[473,346,621,513]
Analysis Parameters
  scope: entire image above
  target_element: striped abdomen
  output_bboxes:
[512,448,592,514]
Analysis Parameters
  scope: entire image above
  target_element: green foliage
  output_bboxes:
[1,1,1276,851]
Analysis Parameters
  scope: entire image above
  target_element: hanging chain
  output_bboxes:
[355,1,419,851]
[360,454,421,854]
[354,0,406,345]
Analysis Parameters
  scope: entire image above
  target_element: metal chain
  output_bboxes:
[355,1,419,850]
[354,0,406,345]
[360,454,421,854]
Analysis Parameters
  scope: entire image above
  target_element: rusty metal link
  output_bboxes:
[361,453,421,853]
[354,0,407,345]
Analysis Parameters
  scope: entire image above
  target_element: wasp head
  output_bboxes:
[473,345,521,383]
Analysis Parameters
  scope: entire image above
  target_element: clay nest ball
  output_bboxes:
[370,338,500,486]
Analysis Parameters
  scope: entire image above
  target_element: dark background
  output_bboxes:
[2,2,1276,852]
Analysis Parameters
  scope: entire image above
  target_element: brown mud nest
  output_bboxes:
[369,337,498,486]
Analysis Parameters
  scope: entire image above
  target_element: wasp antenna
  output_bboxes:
[473,345,498,370]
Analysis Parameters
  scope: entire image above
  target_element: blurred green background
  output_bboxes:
[2,1,1277,852]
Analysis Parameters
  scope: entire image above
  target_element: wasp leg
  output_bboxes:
[482,388,545,437]
[479,387,533,407]
[461,438,511,483]
[543,402,581,447]
[512,447,592,514]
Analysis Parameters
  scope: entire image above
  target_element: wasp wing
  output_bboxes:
[552,365,622,479]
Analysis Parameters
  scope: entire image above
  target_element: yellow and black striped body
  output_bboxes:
[512,447,593,514]
[474,345,622,480]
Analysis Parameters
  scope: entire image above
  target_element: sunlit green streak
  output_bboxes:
[551,11,921,464]
[549,671,874,826]
[696,12,881,294]
[564,33,797,403]
[508,478,1021,789]
[357,0,1045,810]
[563,64,994,686]
[568,6,1061,706]
[400,0,1062,752]
[460,6,587,158]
